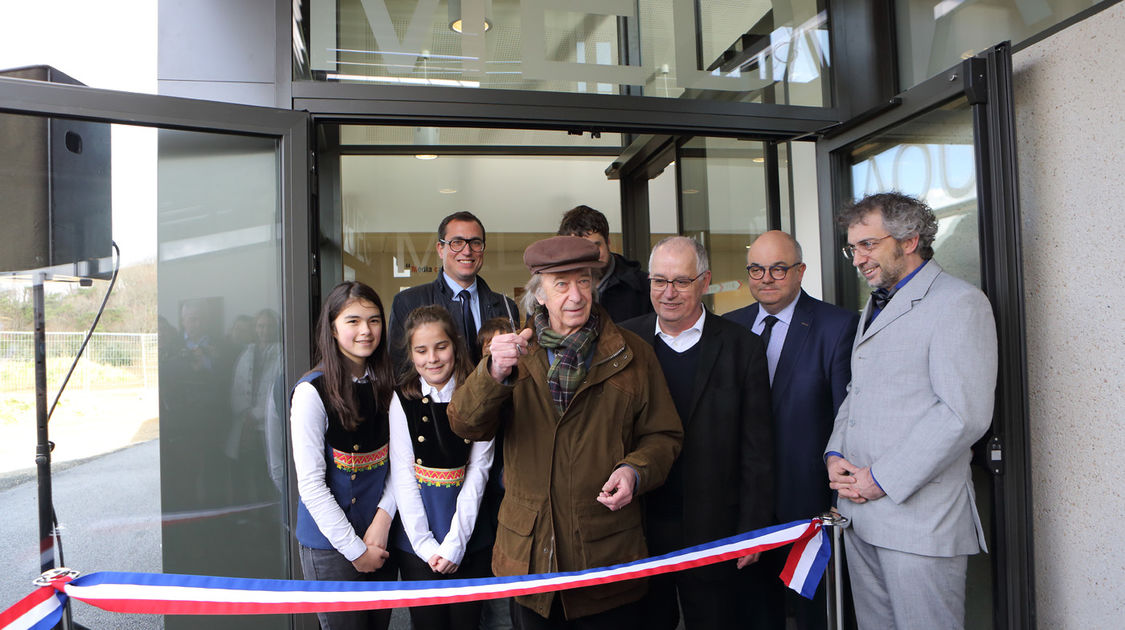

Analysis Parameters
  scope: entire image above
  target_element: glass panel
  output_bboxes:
[677,137,770,315]
[328,125,622,315]
[295,0,831,105]
[0,113,288,630]
[846,96,979,312]
[896,0,1100,88]
[649,161,679,248]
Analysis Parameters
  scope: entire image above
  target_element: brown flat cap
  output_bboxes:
[524,236,606,274]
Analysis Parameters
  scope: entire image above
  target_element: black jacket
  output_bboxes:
[598,253,653,322]
[620,310,773,564]
[387,274,518,370]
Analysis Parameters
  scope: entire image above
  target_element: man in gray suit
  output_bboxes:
[825,192,997,629]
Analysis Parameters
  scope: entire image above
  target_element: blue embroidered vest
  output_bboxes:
[392,390,476,553]
[295,370,390,550]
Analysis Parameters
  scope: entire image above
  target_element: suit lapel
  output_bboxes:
[435,275,469,332]
[858,261,943,344]
[686,311,722,423]
[476,276,500,319]
[771,292,812,403]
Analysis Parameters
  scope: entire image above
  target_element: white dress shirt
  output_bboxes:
[291,370,397,562]
[654,307,707,352]
[389,375,495,565]
[752,297,798,383]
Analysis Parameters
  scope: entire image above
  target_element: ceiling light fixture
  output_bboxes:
[449,0,493,33]
[414,127,440,160]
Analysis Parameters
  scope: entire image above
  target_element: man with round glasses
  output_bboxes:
[826,192,997,630]
[725,230,857,630]
[620,236,773,630]
[389,211,518,365]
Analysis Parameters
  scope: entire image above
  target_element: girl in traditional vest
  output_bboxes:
[291,281,397,630]
[389,305,495,630]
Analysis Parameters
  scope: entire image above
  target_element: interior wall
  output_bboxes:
[1011,3,1125,627]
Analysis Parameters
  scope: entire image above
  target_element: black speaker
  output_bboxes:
[0,65,112,276]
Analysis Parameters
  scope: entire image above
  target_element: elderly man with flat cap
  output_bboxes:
[449,236,683,630]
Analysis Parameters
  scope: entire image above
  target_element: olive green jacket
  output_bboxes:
[449,306,683,619]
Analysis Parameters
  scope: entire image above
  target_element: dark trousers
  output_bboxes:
[639,516,743,630]
[638,568,742,630]
[298,544,396,630]
[398,547,488,630]
[511,598,641,630]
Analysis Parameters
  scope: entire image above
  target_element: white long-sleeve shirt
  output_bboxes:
[388,376,494,566]
[291,372,397,561]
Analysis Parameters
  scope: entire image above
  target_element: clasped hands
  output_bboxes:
[827,454,885,503]
[352,508,392,573]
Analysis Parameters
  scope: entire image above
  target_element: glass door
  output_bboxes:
[815,43,1033,630]
[0,76,310,630]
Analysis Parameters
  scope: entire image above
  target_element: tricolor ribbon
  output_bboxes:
[1,519,828,627]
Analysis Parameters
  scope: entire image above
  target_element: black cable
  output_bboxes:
[47,241,121,422]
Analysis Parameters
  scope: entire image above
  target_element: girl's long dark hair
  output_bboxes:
[312,281,393,431]
[397,305,474,400]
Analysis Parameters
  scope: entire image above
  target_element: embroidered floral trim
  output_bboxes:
[332,443,388,472]
[414,464,466,488]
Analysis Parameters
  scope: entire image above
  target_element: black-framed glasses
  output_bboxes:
[747,262,803,280]
[841,234,894,260]
[649,271,706,292]
[439,237,486,253]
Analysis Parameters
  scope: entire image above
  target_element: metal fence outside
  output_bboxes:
[0,332,158,393]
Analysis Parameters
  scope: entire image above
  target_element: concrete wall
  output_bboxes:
[157,0,283,107]
[1012,4,1125,627]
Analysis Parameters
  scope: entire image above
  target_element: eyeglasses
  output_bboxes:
[439,237,486,253]
[841,234,894,260]
[747,262,802,281]
[649,271,706,292]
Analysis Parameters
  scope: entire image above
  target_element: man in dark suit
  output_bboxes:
[620,236,773,630]
[388,211,519,368]
[387,211,519,630]
[725,230,858,630]
[558,205,652,322]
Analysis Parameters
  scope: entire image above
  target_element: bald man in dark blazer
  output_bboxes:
[725,231,857,630]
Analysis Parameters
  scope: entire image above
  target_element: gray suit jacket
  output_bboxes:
[825,260,997,557]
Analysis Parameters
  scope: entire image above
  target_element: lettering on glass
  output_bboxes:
[311,0,830,93]
[852,143,976,206]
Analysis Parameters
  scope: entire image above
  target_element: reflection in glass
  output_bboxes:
[295,0,831,105]
[0,114,288,629]
[677,136,769,314]
[895,0,1099,88]
[156,130,288,630]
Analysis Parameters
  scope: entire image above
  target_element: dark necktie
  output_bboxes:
[759,315,779,351]
[457,290,477,356]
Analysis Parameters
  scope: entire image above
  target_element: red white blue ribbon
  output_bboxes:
[1,519,828,626]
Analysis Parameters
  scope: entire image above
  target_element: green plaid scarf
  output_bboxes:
[533,305,600,414]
